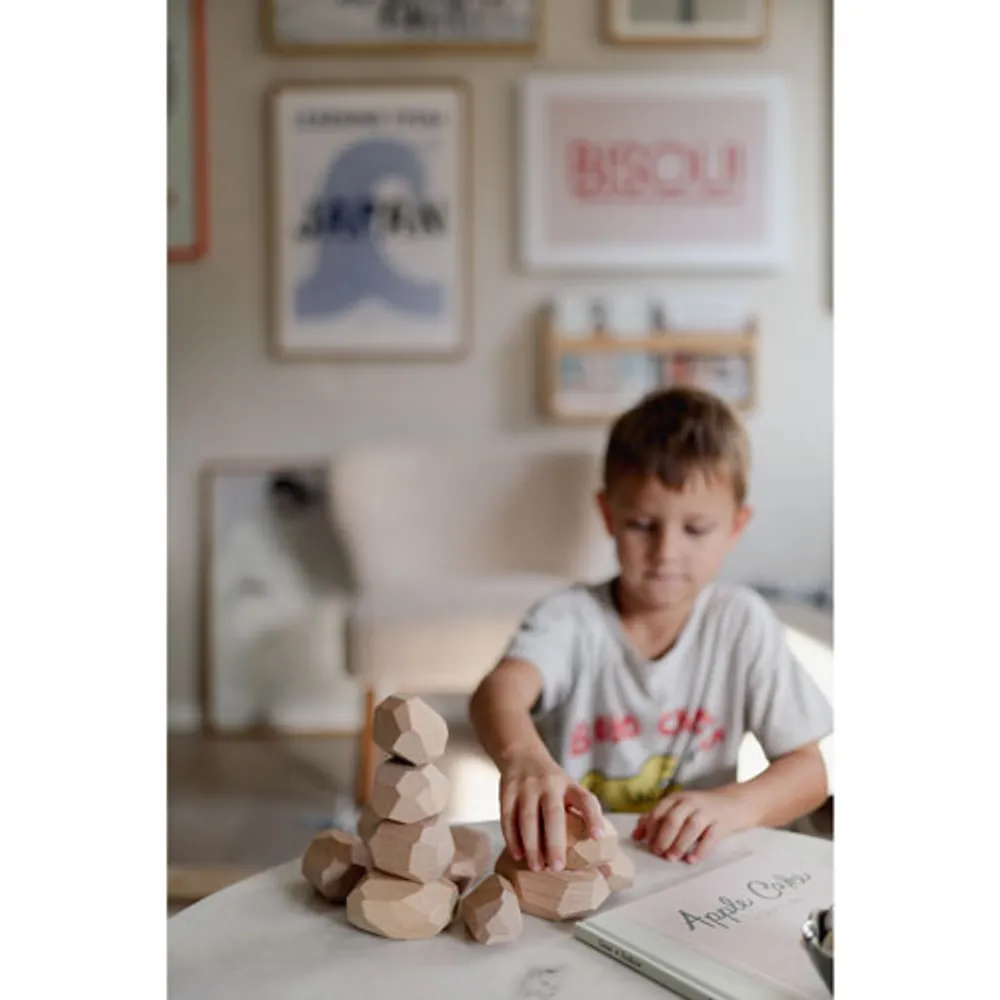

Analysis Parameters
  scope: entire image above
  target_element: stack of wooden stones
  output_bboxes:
[301,693,636,941]
[301,694,520,944]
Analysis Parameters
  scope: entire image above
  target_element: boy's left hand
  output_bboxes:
[632,789,746,864]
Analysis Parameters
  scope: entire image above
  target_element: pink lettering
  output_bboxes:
[570,722,592,756]
[618,714,641,740]
[566,140,606,199]
[692,708,715,735]
[564,139,745,203]
[699,727,726,751]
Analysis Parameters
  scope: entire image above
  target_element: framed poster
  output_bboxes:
[200,460,361,736]
[261,0,543,54]
[168,0,208,263]
[603,0,770,46]
[520,74,791,273]
[267,81,471,361]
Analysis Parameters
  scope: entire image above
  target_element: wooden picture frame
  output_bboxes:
[199,459,362,738]
[540,317,757,424]
[265,79,472,362]
[520,73,791,273]
[602,0,771,47]
[261,0,544,55]
[168,0,209,263]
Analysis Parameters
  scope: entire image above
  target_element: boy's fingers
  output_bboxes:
[653,803,692,857]
[519,795,543,871]
[567,785,605,838]
[541,791,567,871]
[499,786,521,860]
[666,813,704,860]
[632,814,648,841]
[638,798,674,844]
[685,825,719,864]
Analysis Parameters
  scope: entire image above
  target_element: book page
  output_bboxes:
[620,844,831,999]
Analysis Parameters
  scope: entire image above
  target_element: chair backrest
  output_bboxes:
[327,440,615,589]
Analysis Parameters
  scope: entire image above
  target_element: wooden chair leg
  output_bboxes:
[354,687,376,806]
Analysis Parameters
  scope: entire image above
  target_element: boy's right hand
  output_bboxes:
[499,752,606,873]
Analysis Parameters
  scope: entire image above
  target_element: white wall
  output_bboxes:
[168,0,832,721]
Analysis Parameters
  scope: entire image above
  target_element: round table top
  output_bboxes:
[168,814,830,1000]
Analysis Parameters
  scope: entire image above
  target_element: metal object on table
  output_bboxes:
[802,905,834,994]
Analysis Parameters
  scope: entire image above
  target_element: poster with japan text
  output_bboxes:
[269,82,469,360]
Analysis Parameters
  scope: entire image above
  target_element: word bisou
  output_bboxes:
[679,871,812,932]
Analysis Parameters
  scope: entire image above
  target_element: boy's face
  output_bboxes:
[597,471,750,612]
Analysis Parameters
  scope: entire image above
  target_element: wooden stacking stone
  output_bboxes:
[372,694,448,765]
[346,872,458,941]
[598,850,636,892]
[565,811,619,870]
[368,814,455,884]
[371,758,450,824]
[447,825,493,893]
[356,804,382,842]
[301,830,370,903]
[494,849,610,921]
[460,874,523,945]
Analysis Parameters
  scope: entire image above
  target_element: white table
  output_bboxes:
[169,815,831,999]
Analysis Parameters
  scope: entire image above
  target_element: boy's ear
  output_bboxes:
[731,505,753,542]
[595,489,614,535]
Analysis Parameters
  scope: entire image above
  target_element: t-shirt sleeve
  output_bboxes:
[502,591,578,717]
[738,595,833,760]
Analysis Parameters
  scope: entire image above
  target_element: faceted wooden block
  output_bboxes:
[346,872,458,941]
[460,874,523,945]
[373,694,448,765]
[447,825,493,893]
[357,805,382,843]
[301,829,370,903]
[494,849,610,921]
[565,811,619,870]
[598,850,636,892]
[369,814,455,884]
[371,759,450,824]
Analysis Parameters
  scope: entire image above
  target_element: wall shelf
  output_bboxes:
[541,321,757,425]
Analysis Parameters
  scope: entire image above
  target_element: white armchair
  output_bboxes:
[326,439,614,803]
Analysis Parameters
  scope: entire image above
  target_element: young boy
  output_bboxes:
[469,386,832,873]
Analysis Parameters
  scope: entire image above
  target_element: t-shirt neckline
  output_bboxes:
[598,577,714,670]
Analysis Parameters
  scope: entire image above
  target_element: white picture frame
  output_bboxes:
[200,461,362,736]
[267,80,471,361]
[262,0,543,54]
[603,0,771,46]
[519,73,791,273]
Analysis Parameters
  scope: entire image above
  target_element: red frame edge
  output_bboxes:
[169,0,209,264]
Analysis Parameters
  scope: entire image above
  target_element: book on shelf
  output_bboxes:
[574,834,832,1000]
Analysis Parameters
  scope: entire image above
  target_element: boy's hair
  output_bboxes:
[603,386,750,505]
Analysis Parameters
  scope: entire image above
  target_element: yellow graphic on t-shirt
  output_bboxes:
[581,753,684,813]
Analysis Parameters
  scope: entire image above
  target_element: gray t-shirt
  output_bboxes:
[503,580,833,814]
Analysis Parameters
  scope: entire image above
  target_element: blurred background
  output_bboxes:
[168,0,833,915]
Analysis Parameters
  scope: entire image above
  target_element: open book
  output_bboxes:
[574,835,832,1000]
